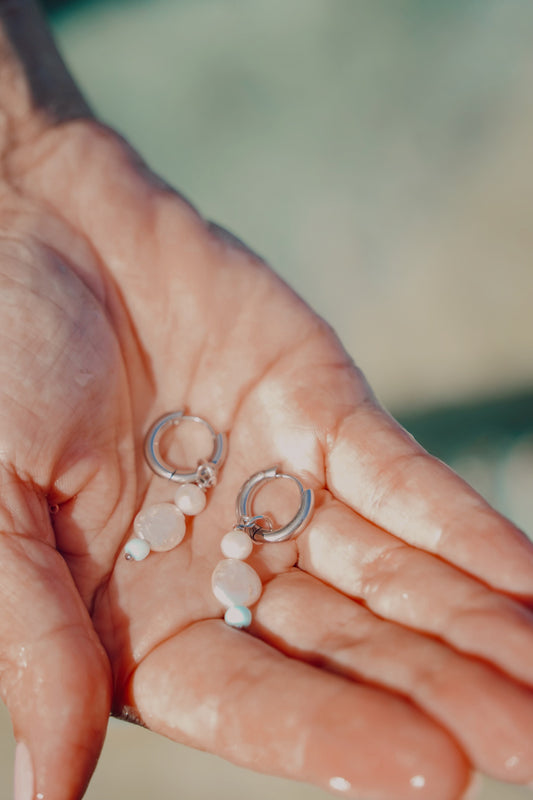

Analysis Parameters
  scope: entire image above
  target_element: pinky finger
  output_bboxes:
[327,402,533,597]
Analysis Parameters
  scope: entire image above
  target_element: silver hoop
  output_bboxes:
[235,466,314,543]
[144,411,227,485]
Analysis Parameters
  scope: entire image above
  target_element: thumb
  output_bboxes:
[0,483,111,800]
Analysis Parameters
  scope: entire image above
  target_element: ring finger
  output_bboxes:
[297,496,533,687]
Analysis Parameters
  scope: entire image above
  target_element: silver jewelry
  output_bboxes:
[125,411,227,561]
[211,466,314,628]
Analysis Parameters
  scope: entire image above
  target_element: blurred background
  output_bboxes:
[2,0,533,798]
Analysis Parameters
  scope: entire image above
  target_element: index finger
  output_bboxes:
[130,620,470,800]
[327,400,533,597]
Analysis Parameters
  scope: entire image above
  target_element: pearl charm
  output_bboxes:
[134,503,186,552]
[212,527,260,627]
[211,558,262,608]
[126,473,208,561]
[174,483,207,515]
[124,538,151,561]
[224,605,252,628]
[220,529,254,560]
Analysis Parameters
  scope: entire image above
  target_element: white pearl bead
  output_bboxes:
[211,558,262,608]
[220,529,253,559]
[125,538,151,561]
[224,606,252,628]
[174,483,207,516]
[134,503,186,552]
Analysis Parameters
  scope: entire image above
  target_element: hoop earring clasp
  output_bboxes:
[235,466,314,543]
[144,410,227,487]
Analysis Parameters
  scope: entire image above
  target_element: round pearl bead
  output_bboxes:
[124,538,151,561]
[134,503,186,552]
[174,483,207,516]
[220,529,253,560]
[211,558,262,608]
[224,605,252,628]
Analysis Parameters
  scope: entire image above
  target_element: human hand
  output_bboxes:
[3,116,533,800]
[2,6,533,800]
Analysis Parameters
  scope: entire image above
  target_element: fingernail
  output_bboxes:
[14,742,34,800]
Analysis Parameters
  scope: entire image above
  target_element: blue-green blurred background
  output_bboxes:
[2,1,533,798]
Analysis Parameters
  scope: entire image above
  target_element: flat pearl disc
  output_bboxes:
[134,503,186,552]
[211,558,262,608]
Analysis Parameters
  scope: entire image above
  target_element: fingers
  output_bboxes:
[0,483,111,800]
[298,498,533,686]
[254,570,533,783]
[326,402,533,597]
[129,620,470,800]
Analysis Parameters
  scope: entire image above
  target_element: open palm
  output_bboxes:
[2,120,533,800]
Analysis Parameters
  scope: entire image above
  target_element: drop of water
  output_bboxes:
[329,776,351,792]
[505,754,520,769]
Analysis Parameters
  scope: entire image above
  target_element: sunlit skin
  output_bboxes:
[1,7,533,800]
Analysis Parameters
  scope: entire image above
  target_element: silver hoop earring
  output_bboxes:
[125,411,227,561]
[211,466,314,628]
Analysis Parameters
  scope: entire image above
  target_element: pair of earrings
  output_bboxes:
[124,411,314,629]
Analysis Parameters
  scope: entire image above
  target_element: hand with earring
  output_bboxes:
[2,8,533,800]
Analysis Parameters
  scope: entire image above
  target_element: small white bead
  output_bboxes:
[174,483,207,516]
[134,503,186,552]
[211,558,262,608]
[125,538,151,561]
[224,606,252,628]
[220,529,253,559]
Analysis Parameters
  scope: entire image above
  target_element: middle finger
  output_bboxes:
[253,569,533,783]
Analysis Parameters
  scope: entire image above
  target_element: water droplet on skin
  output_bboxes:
[75,370,94,387]
[410,775,426,788]
[329,776,351,792]
[17,647,27,669]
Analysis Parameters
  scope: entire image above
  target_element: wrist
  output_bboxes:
[0,0,90,148]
